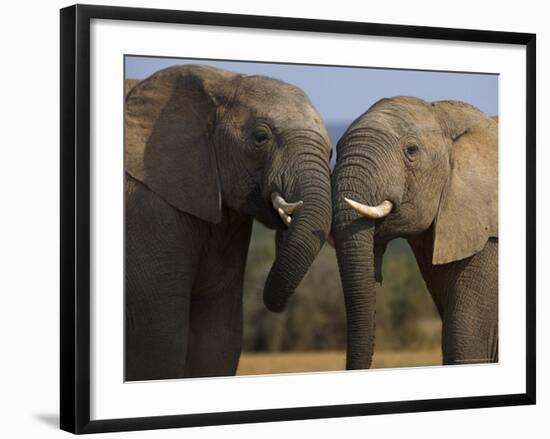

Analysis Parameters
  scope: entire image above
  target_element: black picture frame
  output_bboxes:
[60,4,536,434]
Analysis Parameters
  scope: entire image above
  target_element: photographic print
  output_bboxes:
[124,56,498,381]
[61,5,535,432]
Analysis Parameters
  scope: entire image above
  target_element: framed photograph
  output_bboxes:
[60,4,536,434]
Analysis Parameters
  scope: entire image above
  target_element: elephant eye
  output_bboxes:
[253,126,272,147]
[405,144,419,159]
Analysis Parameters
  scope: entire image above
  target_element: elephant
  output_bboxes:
[125,65,332,381]
[332,96,498,369]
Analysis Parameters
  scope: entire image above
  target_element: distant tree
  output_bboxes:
[242,222,440,352]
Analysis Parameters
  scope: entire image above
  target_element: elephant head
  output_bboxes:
[332,97,498,369]
[125,65,332,313]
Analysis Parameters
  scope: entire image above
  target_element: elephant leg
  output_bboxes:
[125,252,192,381]
[441,240,498,365]
[183,215,252,378]
[125,178,201,381]
[183,282,244,378]
[442,311,498,365]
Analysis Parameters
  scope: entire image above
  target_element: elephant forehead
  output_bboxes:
[355,100,441,135]
[232,77,329,142]
[240,76,315,112]
[267,101,324,128]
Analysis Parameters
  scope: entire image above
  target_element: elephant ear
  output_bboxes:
[431,101,498,265]
[125,66,223,223]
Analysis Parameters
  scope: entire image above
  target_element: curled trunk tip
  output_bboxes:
[263,185,331,313]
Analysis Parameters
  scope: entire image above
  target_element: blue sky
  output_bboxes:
[126,56,498,137]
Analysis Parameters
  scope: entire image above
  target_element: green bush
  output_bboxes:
[242,222,440,352]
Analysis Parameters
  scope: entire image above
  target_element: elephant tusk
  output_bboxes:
[272,192,303,226]
[271,193,303,214]
[277,207,292,225]
[344,197,393,219]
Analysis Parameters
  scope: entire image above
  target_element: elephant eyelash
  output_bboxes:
[405,144,419,155]
[252,125,273,147]
[404,144,420,161]
[254,133,270,146]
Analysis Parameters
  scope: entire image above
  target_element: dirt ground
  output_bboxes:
[237,350,442,376]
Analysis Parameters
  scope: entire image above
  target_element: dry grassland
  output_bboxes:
[237,350,442,375]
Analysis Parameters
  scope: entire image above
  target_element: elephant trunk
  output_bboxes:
[332,135,392,369]
[333,193,377,369]
[263,155,332,313]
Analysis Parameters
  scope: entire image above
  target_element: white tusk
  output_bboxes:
[271,193,303,215]
[271,192,303,226]
[277,207,292,225]
[344,198,393,219]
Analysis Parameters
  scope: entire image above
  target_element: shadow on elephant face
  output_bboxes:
[125,64,333,313]
[125,64,331,229]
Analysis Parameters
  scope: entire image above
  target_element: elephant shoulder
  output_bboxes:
[125,173,194,227]
[125,173,154,206]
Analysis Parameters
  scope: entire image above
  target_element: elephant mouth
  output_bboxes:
[270,192,303,226]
